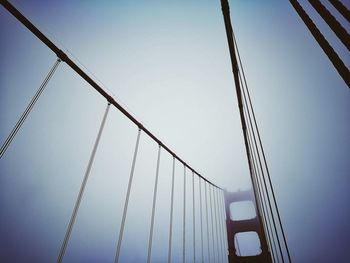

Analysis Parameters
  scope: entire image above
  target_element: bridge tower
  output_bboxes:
[224,190,272,262]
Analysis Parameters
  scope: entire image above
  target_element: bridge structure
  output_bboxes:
[6,0,341,262]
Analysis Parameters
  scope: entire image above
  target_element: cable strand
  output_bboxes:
[58,102,110,263]
[115,128,141,263]
[0,58,61,159]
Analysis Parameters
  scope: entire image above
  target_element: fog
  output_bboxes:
[1,0,350,262]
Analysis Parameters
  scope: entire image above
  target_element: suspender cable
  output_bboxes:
[329,0,350,22]
[213,187,220,263]
[192,172,196,263]
[57,102,110,263]
[214,189,222,263]
[309,0,350,51]
[290,0,350,88]
[245,115,278,263]
[216,189,222,262]
[0,0,222,190]
[168,157,176,263]
[233,26,292,262]
[241,69,281,263]
[115,128,141,263]
[253,158,279,263]
[220,0,265,231]
[183,165,186,263]
[244,104,278,263]
[219,191,229,263]
[147,145,161,263]
[199,179,204,263]
[217,190,223,261]
[222,0,286,252]
[216,189,225,262]
[209,185,215,263]
[0,58,61,159]
[219,192,226,263]
[221,2,276,261]
[205,183,211,263]
[248,138,277,263]
[240,74,279,263]
[216,189,223,263]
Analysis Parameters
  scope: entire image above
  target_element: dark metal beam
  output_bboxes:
[220,1,273,262]
[309,0,350,52]
[0,0,221,189]
[220,0,262,215]
[290,0,350,88]
[330,0,350,22]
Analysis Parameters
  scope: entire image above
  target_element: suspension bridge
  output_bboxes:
[1,0,349,262]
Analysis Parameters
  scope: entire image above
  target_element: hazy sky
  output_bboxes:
[1,0,350,262]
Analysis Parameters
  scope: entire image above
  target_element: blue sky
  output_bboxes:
[1,0,350,262]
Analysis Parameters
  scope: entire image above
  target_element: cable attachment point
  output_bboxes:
[56,49,68,62]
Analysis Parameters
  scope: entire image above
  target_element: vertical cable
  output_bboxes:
[223,191,229,263]
[219,190,229,263]
[221,193,225,261]
[0,58,61,159]
[255,161,279,263]
[220,191,228,263]
[205,183,211,263]
[244,99,279,262]
[242,91,284,263]
[168,157,176,263]
[114,128,141,263]
[240,74,278,263]
[221,0,292,258]
[183,165,186,263]
[215,188,224,263]
[192,172,196,263]
[220,0,263,224]
[147,145,161,263]
[233,27,289,261]
[209,185,215,263]
[199,179,204,263]
[213,187,220,263]
[219,191,226,263]
[57,102,110,263]
[245,109,278,263]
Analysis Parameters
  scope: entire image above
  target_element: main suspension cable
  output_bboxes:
[0,0,222,189]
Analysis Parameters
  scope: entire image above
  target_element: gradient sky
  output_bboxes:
[1,0,350,262]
